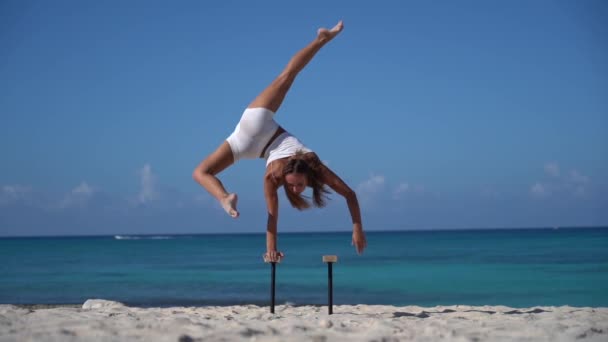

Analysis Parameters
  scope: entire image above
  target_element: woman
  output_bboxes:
[193,21,367,262]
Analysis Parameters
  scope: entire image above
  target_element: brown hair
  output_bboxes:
[282,153,330,210]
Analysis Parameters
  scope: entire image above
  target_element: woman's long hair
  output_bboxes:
[282,152,330,210]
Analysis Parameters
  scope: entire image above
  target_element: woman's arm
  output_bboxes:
[263,172,284,262]
[318,163,367,254]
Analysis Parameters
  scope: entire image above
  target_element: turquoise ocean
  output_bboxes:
[1,228,607,308]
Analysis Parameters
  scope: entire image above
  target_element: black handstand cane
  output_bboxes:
[323,255,338,315]
[263,255,279,313]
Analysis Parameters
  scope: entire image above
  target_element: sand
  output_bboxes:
[1,299,607,341]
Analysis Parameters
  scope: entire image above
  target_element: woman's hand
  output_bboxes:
[352,223,367,255]
[263,250,284,263]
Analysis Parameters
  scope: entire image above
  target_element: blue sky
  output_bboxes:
[1,0,607,236]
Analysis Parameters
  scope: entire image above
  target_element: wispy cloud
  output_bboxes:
[132,164,211,209]
[568,170,589,184]
[530,182,548,197]
[567,170,590,197]
[137,164,159,204]
[356,174,385,204]
[392,182,409,200]
[0,185,33,205]
[531,163,591,198]
[544,162,560,178]
[356,176,433,203]
[357,174,385,193]
[59,182,95,208]
[0,165,212,233]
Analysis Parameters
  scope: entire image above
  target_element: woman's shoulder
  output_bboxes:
[266,158,287,171]
[302,152,322,167]
[264,160,284,184]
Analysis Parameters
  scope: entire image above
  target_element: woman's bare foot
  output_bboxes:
[221,193,239,218]
[317,20,344,43]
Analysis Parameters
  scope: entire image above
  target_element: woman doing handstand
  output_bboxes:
[193,21,367,262]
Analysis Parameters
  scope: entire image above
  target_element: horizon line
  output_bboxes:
[1,225,607,239]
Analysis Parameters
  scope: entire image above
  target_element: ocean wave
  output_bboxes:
[114,235,173,240]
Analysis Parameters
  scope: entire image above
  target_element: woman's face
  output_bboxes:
[284,172,308,194]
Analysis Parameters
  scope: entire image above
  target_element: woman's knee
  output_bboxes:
[193,163,212,181]
[195,143,234,178]
[192,166,204,182]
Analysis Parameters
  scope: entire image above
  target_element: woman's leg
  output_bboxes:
[192,141,239,218]
[248,21,344,112]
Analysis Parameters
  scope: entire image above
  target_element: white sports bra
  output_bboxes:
[264,132,313,166]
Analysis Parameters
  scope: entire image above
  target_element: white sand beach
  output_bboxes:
[1,299,607,341]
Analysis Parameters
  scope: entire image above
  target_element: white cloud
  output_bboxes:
[356,174,385,204]
[0,185,33,205]
[73,182,94,195]
[532,163,592,198]
[544,162,560,178]
[1,166,208,213]
[357,174,385,194]
[531,182,548,197]
[568,170,589,184]
[1,184,32,198]
[567,170,590,197]
[138,164,159,204]
[59,182,95,208]
[356,176,430,202]
[392,182,410,200]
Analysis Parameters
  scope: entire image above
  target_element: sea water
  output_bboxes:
[1,228,607,307]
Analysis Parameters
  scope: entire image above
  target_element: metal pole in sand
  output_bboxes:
[263,255,279,313]
[323,255,338,315]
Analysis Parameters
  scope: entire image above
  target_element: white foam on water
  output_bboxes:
[114,235,173,240]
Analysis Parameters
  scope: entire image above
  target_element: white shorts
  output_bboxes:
[226,107,279,162]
